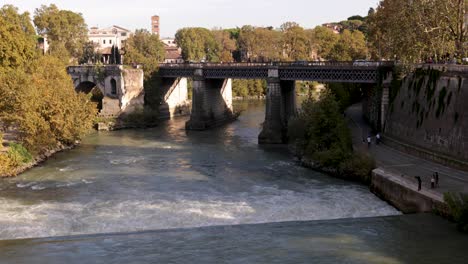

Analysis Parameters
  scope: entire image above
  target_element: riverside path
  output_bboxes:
[346,103,468,200]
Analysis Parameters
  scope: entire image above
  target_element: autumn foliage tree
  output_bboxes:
[0,5,96,176]
[368,0,466,62]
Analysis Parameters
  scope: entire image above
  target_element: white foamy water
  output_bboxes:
[0,182,398,240]
[0,101,400,240]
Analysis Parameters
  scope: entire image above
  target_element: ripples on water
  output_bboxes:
[0,101,399,240]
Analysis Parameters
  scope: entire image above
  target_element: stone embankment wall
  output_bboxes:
[384,65,468,169]
[371,168,449,215]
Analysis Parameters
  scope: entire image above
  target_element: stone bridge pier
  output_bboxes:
[258,68,297,144]
[185,68,235,130]
[158,77,190,119]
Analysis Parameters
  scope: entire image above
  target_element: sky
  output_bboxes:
[6,0,380,38]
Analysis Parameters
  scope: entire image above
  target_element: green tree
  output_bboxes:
[444,192,468,232]
[281,22,310,61]
[289,91,352,168]
[328,30,368,61]
[307,26,339,60]
[109,45,121,65]
[123,29,165,115]
[175,28,220,62]
[79,41,101,64]
[33,4,88,62]
[123,29,164,76]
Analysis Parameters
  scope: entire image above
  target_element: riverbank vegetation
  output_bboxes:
[0,5,97,176]
[232,80,266,98]
[444,192,468,233]
[288,91,375,183]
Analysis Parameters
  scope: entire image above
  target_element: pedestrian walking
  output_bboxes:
[376,133,381,145]
[435,172,439,186]
[431,175,435,189]
[367,135,371,148]
[415,176,422,191]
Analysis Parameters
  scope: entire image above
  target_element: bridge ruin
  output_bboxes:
[67,65,145,117]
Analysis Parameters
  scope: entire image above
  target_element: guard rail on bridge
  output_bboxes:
[159,61,394,68]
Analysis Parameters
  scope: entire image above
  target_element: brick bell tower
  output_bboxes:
[151,15,160,35]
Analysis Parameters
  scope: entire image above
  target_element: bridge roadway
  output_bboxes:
[158,61,394,84]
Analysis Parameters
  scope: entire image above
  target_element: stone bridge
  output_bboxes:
[67,65,145,117]
[159,62,394,144]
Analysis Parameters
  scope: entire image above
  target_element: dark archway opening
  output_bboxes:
[110,78,117,95]
[75,81,97,94]
[75,81,103,111]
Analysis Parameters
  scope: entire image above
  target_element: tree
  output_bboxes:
[289,91,352,168]
[175,28,220,62]
[0,5,36,70]
[123,29,164,76]
[307,26,339,60]
[367,0,465,62]
[329,30,368,61]
[79,41,101,64]
[212,29,237,62]
[109,45,121,65]
[281,22,310,61]
[33,4,88,61]
[238,26,282,61]
[436,0,466,58]
[0,4,96,168]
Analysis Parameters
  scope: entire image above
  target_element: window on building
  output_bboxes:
[121,33,127,37]
[110,39,112,44]
[111,79,117,95]
[103,39,106,44]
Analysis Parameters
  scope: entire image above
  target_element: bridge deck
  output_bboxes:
[158,62,393,83]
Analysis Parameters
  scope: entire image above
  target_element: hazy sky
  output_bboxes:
[8,0,379,37]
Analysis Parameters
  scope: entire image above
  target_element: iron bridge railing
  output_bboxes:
[158,61,395,68]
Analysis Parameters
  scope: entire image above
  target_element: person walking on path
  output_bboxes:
[376,133,381,145]
[415,176,422,191]
[367,135,372,148]
[431,175,435,189]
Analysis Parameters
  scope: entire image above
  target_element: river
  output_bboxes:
[0,100,467,263]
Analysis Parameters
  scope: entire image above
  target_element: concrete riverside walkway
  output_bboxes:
[346,103,468,201]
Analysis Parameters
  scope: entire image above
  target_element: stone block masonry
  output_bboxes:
[67,66,145,117]
[158,77,191,119]
[371,168,449,215]
[384,65,468,170]
[185,70,235,130]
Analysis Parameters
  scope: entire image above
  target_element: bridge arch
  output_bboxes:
[110,78,117,95]
[74,81,104,111]
[75,81,98,94]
